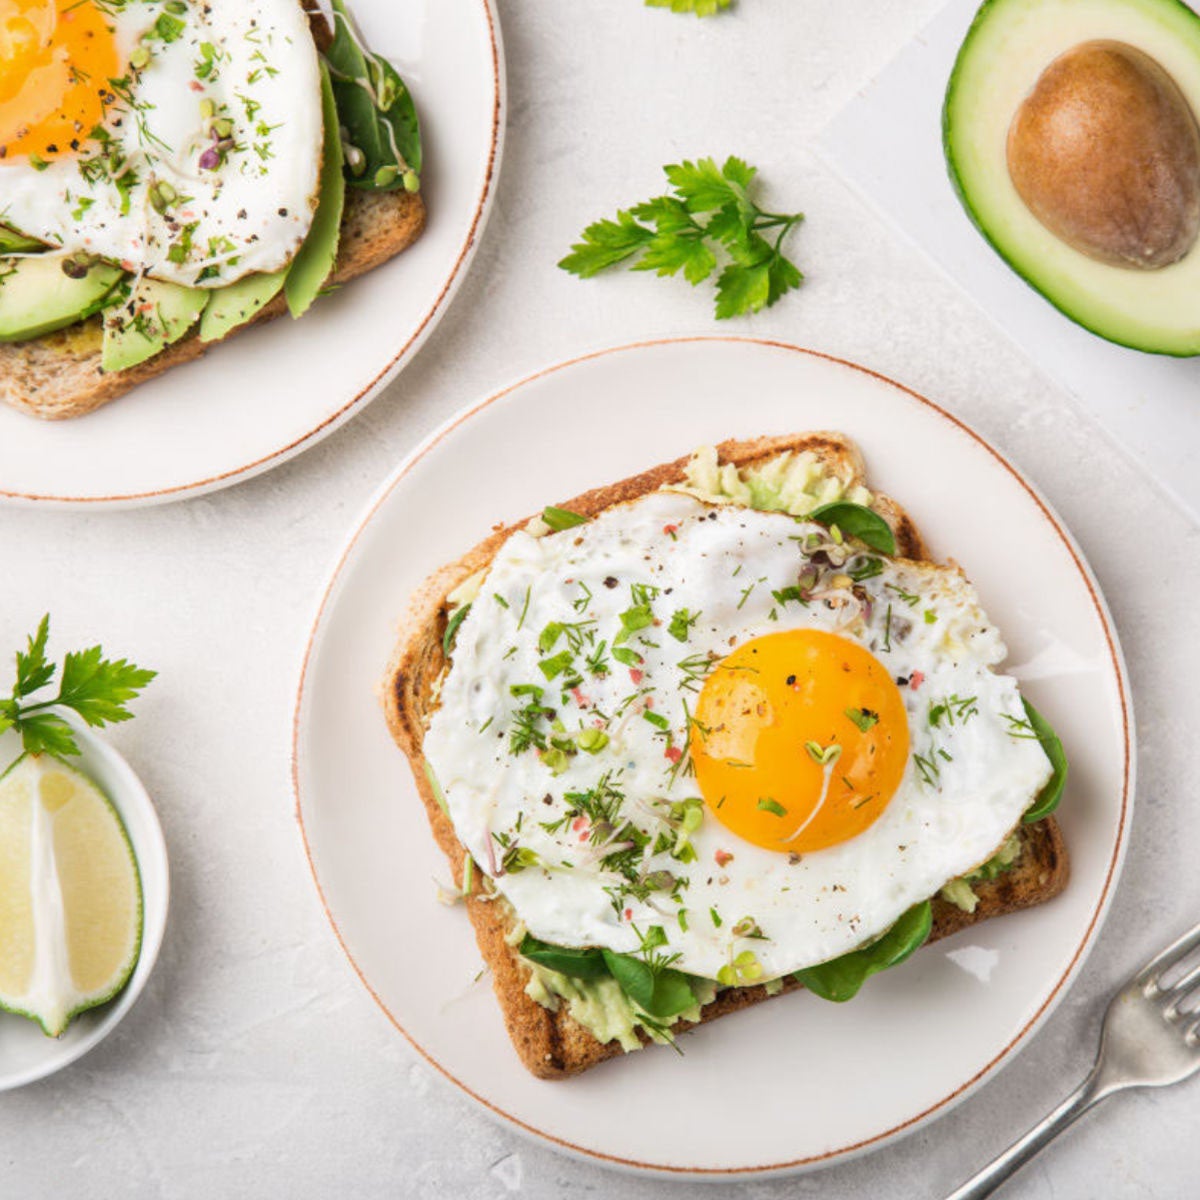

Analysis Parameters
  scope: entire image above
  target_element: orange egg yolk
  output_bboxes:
[0,0,119,162]
[691,629,910,854]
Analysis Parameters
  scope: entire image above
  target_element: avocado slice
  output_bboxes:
[101,277,207,373]
[284,61,345,319]
[0,254,123,343]
[198,270,286,343]
[945,0,1200,355]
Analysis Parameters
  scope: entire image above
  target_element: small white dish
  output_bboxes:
[0,722,170,1092]
[0,0,504,508]
[293,338,1134,1176]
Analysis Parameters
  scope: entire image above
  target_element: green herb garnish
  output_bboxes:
[559,156,804,320]
[667,608,700,643]
[442,603,470,657]
[0,615,155,759]
[844,707,878,733]
[542,505,589,531]
[807,502,896,555]
[645,0,732,13]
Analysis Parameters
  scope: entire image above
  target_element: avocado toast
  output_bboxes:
[382,433,1069,1079]
[0,0,425,419]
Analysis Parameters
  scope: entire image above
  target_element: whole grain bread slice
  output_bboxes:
[0,186,425,420]
[381,433,1069,1079]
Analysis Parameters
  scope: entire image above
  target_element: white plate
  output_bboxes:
[0,0,503,509]
[0,721,170,1091]
[293,338,1133,1177]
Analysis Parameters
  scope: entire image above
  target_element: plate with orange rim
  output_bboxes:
[293,336,1133,1176]
[0,0,503,508]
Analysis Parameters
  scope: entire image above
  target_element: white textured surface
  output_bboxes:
[1,1,1197,1195]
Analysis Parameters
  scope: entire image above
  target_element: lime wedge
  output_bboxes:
[0,755,143,1037]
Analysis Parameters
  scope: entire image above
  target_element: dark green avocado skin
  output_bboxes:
[0,256,122,343]
[943,0,1200,358]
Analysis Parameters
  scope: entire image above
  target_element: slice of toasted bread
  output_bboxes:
[0,186,425,421]
[382,434,1069,1079]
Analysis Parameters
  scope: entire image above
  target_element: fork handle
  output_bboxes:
[943,1068,1116,1200]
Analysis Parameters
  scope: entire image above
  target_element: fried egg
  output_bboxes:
[424,490,1053,983]
[0,0,323,286]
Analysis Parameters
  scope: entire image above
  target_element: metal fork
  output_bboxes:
[946,921,1200,1199]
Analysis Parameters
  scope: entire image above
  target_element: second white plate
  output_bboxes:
[0,0,503,508]
[294,338,1133,1176]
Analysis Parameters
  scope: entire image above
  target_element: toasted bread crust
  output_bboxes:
[0,186,425,420]
[382,434,1069,1079]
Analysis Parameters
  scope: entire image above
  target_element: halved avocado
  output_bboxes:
[945,0,1200,355]
[0,255,122,342]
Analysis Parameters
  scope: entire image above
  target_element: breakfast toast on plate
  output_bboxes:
[383,433,1069,1079]
[0,0,424,420]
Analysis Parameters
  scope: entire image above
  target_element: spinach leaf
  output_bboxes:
[324,0,422,192]
[793,901,932,1002]
[1020,700,1068,823]
[519,934,610,981]
[442,604,471,657]
[601,949,698,1020]
[808,501,896,555]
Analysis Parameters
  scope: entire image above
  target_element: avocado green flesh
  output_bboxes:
[945,0,1200,355]
[102,277,207,373]
[0,256,122,342]
[285,63,345,318]
[198,270,286,343]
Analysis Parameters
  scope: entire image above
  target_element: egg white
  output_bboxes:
[0,0,323,286]
[424,491,1053,983]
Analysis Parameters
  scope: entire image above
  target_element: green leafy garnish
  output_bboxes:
[559,156,804,320]
[645,0,732,13]
[601,949,698,1020]
[0,615,156,759]
[520,933,700,1021]
[807,502,896,555]
[667,608,699,642]
[442,603,471,657]
[793,901,933,1002]
[542,505,589,531]
[844,707,878,733]
[518,935,610,980]
[1019,700,1068,823]
[324,0,422,192]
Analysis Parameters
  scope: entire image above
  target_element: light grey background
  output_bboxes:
[2,1,1197,1196]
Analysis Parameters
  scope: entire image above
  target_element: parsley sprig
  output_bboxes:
[0,616,156,759]
[645,0,732,13]
[559,156,804,319]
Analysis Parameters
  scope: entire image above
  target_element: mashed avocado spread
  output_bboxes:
[670,445,872,514]
[511,917,717,1050]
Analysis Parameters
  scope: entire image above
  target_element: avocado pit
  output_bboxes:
[1007,40,1200,269]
